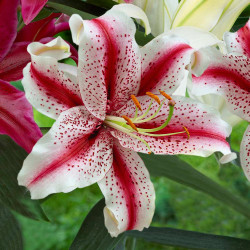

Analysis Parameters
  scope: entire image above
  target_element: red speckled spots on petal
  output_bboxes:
[18,106,113,199]
[192,51,250,122]
[111,95,231,157]
[23,59,82,120]
[0,80,42,152]
[77,11,141,119]
[240,125,250,181]
[139,36,193,95]
[224,20,250,57]
[98,141,155,237]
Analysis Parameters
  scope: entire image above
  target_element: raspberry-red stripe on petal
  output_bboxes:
[224,20,250,57]
[98,141,155,237]
[76,10,141,119]
[22,43,82,120]
[18,107,113,199]
[192,50,250,122]
[111,95,231,157]
[240,125,250,180]
[0,80,42,152]
[30,64,82,108]
[138,36,193,95]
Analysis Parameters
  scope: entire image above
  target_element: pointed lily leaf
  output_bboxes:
[70,199,124,250]
[0,204,23,249]
[47,0,104,19]
[71,198,250,250]
[127,227,250,250]
[139,153,250,220]
[0,135,48,221]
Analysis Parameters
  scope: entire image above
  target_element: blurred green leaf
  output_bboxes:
[33,7,53,22]
[10,80,24,91]
[70,199,124,250]
[0,135,48,221]
[231,17,249,32]
[33,109,55,127]
[0,205,23,249]
[139,153,250,220]
[47,0,104,19]
[127,227,250,250]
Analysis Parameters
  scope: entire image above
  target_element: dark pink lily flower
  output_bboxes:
[0,0,19,61]
[192,20,250,179]
[18,5,233,236]
[0,11,71,152]
[21,0,48,24]
[0,80,42,152]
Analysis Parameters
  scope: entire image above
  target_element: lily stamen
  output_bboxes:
[183,126,190,139]
[159,90,172,100]
[122,115,138,132]
[131,95,142,119]
[131,95,142,111]
[104,92,190,154]
[146,92,161,105]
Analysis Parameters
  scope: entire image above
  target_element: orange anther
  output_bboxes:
[131,95,142,111]
[183,126,190,140]
[159,90,172,100]
[122,115,138,132]
[148,151,152,155]
[146,92,161,105]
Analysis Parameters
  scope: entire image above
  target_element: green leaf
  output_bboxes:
[0,135,48,221]
[127,227,250,250]
[0,205,23,249]
[71,198,250,250]
[33,109,55,127]
[33,7,53,22]
[47,0,104,19]
[139,153,250,219]
[70,199,124,250]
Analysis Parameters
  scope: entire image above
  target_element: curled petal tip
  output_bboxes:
[219,152,237,164]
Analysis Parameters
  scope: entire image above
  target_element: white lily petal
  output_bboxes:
[172,0,229,31]
[166,26,222,50]
[211,0,250,39]
[112,3,151,35]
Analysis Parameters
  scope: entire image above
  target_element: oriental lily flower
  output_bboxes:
[191,20,250,178]
[114,0,249,38]
[18,5,234,236]
[0,7,71,151]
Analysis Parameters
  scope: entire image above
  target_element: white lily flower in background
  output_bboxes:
[191,21,250,178]
[114,0,249,38]
[172,0,249,39]
[114,0,179,36]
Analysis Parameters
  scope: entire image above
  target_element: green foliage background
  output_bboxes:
[16,121,250,249]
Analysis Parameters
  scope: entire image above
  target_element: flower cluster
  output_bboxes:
[0,0,249,238]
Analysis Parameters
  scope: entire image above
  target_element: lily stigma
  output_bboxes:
[105,91,190,154]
